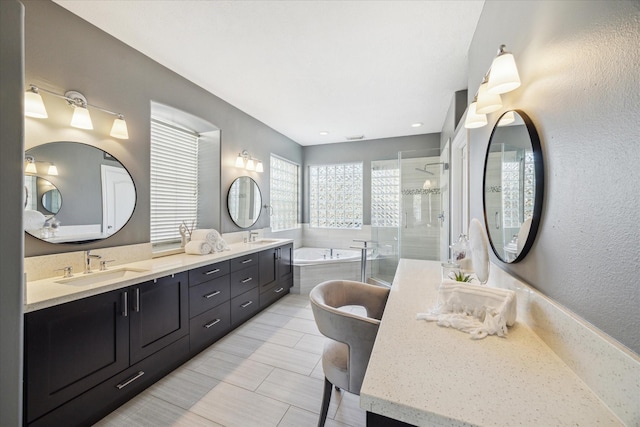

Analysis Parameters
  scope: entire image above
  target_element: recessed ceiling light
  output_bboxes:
[411,122,423,128]
[319,131,329,136]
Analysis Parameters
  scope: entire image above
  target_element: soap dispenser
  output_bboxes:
[450,234,472,273]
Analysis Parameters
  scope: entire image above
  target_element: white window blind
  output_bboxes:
[309,162,363,229]
[150,118,199,246]
[270,155,299,231]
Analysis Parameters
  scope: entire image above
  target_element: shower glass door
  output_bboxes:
[370,148,448,285]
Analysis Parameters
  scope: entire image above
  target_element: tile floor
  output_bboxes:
[94,294,367,427]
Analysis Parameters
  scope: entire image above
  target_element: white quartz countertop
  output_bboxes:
[359,259,622,426]
[24,239,293,313]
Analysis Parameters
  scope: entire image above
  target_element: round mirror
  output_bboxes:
[228,176,262,228]
[483,110,544,263]
[24,142,136,244]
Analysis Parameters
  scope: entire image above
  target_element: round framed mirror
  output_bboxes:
[24,142,136,244]
[228,176,262,228]
[483,110,544,263]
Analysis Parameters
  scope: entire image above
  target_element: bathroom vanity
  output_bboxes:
[360,259,637,426]
[23,240,293,427]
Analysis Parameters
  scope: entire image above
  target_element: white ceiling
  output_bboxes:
[53,0,484,146]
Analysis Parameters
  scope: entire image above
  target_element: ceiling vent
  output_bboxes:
[345,135,365,140]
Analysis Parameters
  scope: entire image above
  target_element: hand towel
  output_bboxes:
[417,280,516,339]
[24,209,46,231]
[185,240,212,255]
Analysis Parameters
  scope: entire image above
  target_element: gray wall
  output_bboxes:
[302,134,441,224]
[0,1,25,424]
[468,0,640,354]
[23,0,302,256]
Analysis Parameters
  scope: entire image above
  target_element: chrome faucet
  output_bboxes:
[249,231,259,242]
[84,250,102,274]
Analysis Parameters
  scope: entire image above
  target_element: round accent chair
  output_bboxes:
[309,280,390,427]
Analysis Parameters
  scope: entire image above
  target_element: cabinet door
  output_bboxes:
[277,244,293,282]
[25,289,129,423]
[259,247,277,290]
[129,272,189,364]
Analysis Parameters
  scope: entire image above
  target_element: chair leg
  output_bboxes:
[318,377,332,427]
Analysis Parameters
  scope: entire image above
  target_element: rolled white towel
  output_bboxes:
[191,229,221,245]
[24,209,46,231]
[213,239,230,252]
[185,240,212,255]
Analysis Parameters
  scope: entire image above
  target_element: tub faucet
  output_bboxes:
[84,250,102,274]
[329,248,334,258]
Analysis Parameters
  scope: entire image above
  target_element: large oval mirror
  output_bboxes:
[228,176,262,228]
[483,110,544,263]
[24,142,136,244]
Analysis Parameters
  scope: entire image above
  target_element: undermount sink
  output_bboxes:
[249,239,280,245]
[55,267,149,286]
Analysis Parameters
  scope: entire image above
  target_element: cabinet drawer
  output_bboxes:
[189,275,230,318]
[231,287,260,327]
[189,260,230,286]
[259,284,289,308]
[190,302,231,352]
[230,264,259,298]
[230,254,258,272]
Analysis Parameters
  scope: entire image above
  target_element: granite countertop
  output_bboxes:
[359,259,622,426]
[24,239,293,313]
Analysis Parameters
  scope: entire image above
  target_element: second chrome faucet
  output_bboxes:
[84,250,102,274]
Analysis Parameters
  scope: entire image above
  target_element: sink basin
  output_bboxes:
[55,267,149,286]
[249,239,280,245]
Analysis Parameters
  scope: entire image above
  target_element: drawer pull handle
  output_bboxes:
[134,288,140,312]
[240,300,253,308]
[241,277,253,284]
[241,259,253,264]
[204,290,221,299]
[121,291,128,317]
[275,287,285,293]
[116,371,145,390]
[205,268,221,275]
[204,319,221,328]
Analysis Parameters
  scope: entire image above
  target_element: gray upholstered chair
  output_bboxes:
[309,280,390,427]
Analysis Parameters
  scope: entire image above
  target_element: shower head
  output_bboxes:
[415,167,435,175]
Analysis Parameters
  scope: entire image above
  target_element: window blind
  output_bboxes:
[150,118,199,246]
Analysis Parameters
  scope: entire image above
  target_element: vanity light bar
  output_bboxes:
[25,84,129,140]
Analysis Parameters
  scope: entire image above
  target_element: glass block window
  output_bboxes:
[309,162,363,229]
[371,166,399,227]
[501,159,520,229]
[270,155,299,231]
[523,150,535,221]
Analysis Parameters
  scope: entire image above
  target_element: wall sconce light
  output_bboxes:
[235,149,263,173]
[24,84,129,140]
[464,96,488,129]
[464,44,521,129]
[24,155,58,175]
[487,45,521,95]
[25,156,37,174]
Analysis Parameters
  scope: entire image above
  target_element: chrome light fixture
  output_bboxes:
[235,149,263,173]
[25,156,38,174]
[24,84,129,140]
[47,163,59,176]
[475,74,503,115]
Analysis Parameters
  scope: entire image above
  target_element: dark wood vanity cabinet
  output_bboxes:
[24,244,293,427]
[24,273,190,427]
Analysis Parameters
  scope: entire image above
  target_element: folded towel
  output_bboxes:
[191,229,229,252]
[185,240,212,255]
[417,280,516,339]
[24,209,46,231]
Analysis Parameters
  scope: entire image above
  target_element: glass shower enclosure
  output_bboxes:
[370,148,449,284]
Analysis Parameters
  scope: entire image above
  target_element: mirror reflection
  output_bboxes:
[24,142,136,244]
[228,176,262,228]
[483,110,543,263]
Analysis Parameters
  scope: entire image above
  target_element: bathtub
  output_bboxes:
[292,247,373,295]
